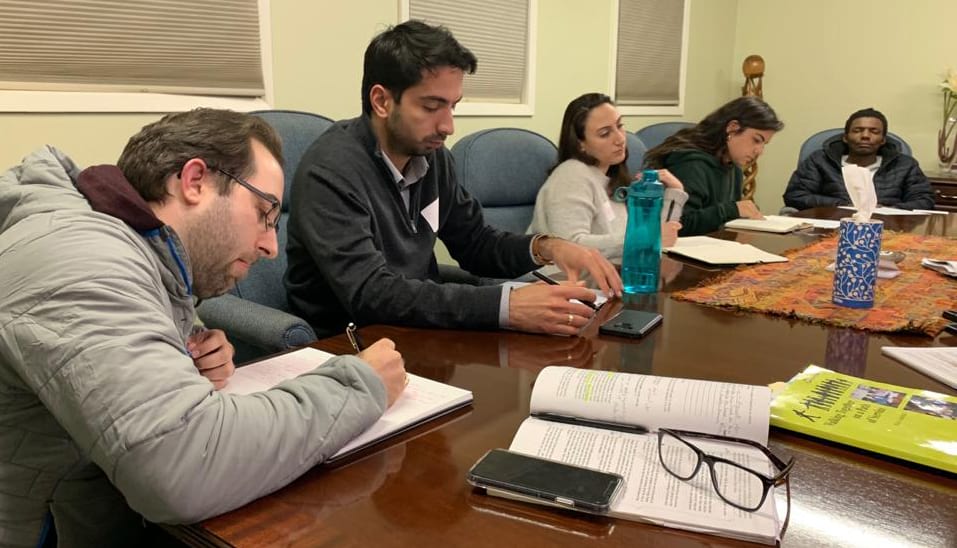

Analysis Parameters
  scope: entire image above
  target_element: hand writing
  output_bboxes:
[188,328,236,390]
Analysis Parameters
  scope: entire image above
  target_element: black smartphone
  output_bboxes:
[943,310,957,323]
[467,449,623,513]
[599,309,663,338]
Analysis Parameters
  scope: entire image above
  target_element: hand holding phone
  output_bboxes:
[467,449,623,513]
[599,309,663,338]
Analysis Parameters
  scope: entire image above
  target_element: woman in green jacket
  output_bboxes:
[643,97,784,236]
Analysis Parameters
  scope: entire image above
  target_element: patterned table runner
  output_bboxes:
[671,232,956,336]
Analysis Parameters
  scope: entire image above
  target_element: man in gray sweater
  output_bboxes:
[286,21,622,337]
[0,109,405,546]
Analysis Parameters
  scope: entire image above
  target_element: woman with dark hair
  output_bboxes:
[528,93,685,261]
[643,96,784,236]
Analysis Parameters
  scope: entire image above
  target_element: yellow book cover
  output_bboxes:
[770,365,957,474]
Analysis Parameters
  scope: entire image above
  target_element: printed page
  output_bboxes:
[508,418,779,543]
[665,237,787,265]
[222,347,334,395]
[530,367,770,444]
[330,373,472,460]
[882,346,957,389]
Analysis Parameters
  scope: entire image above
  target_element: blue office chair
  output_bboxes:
[451,128,558,234]
[197,109,334,363]
[634,121,694,151]
[797,128,912,167]
[625,131,648,176]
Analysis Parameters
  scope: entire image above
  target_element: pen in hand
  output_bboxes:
[346,322,366,353]
[531,270,599,311]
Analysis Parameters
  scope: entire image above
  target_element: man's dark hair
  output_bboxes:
[643,96,784,169]
[844,108,888,136]
[117,108,283,203]
[361,20,477,115]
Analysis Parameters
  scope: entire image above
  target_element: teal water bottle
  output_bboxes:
[615,170,664,294]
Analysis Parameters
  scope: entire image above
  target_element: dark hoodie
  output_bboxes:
[663,149,743,236]
[783,135,934,211]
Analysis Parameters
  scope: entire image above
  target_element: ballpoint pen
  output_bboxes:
[531,412,648,435]
[665,200,677,223]
[346,322,366,353]
[531,270,599,311]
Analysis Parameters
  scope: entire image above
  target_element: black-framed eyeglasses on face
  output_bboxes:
[657,428,794,513]
[210,166,281,233]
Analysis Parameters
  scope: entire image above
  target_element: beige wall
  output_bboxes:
[0,0,737,172]
[0,0,740,265]
[734,0,957,212]
[4,1,952,215]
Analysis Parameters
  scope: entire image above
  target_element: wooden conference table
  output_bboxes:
[173,208,957,547]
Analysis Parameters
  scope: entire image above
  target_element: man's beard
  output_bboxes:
[386,108,443,157]
[183,197,242,299]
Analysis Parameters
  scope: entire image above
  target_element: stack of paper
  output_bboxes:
[665,236,788,265]
[724,215,809,234]
[839,206,931,216]
[826,259,901,279]
[882,346,957,389]
[921,258,957,278]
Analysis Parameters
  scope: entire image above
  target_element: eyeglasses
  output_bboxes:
[657,428,793,513]
[210,166,281,233]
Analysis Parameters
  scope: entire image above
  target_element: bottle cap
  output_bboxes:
[641,169,659,183]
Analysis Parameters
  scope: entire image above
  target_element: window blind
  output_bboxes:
[615,0,684,106]
[0,0,264,97]
[409,0,529,104]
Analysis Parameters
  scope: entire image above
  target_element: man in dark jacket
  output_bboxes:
[783,108,934,211]
[285,21,622,337]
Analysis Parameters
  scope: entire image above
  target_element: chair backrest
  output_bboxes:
[625,131,648,176]
[797,128,913,167]
[451,128,558,234]
[634,121,694,151]
[232,109,334,310]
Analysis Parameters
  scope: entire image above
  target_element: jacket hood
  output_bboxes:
[76,165,164,232]
[0,146,165,236]
[823,134,900,164]
[0,146,85,233]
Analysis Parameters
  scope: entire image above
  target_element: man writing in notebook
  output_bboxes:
[285,20,622,337]
[0,109,405,547]
[783,108,934,210]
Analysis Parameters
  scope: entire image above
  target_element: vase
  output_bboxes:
[939,117,957,173]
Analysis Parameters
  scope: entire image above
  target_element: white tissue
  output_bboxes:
[842,165,877,222]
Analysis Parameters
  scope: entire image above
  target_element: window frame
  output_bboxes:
[607,0,690,116]
[0,0,274,113]
[399,0,537,117]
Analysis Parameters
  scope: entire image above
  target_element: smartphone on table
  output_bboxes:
[599,309,663,338]
[467,449,623,513]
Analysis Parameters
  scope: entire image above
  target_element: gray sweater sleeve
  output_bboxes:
[2,230,388,524]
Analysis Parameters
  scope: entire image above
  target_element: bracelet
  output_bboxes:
[531,234,555,266]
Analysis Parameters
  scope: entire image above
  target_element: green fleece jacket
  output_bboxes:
[663,149,743,236]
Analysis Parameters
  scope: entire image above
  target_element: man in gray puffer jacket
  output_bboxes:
[783,108,934,211]
[0,109,406,547]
